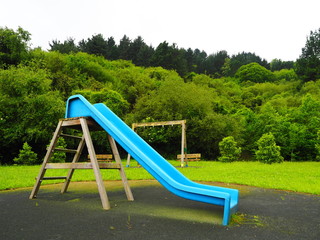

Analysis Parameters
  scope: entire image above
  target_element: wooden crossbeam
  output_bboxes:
[132,120,186,128]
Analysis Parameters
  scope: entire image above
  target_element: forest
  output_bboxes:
[1,26,320,165]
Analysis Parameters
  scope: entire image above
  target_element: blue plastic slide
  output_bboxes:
[65,95,239,225]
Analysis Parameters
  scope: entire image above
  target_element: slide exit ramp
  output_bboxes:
[65,95,239,225]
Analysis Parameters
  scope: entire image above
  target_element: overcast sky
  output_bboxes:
[1,0,319,62]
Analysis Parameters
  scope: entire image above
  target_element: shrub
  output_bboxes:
[13,142,38,165]
[218,136,241,162]
[255,133,283,164]
[50,138,67,163]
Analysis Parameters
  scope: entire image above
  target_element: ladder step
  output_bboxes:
[54,148,78,153]
[40,176,67,180]
[60,133,82,139]
[45,162,121,169]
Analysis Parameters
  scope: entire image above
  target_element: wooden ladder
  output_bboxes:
[29,117,134,209]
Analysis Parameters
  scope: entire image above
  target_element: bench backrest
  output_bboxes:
[177,153,201,159]
[88,154,113,161]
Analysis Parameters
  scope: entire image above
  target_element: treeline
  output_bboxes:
[49,34,294,78]
[1,26,320,165]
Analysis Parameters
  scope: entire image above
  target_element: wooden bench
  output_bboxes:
[88,154,113,162]
[177,153,201,161]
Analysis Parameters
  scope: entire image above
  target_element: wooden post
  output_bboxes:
[108,135,134,201]
[181,120,187,167]
[80,118,110,210]
[126,124,136,167]
[29,120,64,199]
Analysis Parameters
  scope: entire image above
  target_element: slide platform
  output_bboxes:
[65,95,239,225]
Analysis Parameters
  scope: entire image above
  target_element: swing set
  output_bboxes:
[126,120,188,167]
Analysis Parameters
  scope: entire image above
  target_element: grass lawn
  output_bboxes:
[0,161,319,194]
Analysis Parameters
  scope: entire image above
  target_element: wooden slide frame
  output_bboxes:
[29,117,134,209]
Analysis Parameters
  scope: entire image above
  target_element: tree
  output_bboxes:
[126,36,155,67]
[49,38,79,54]
[192,48,207,74]
[136,44,154,67]
[78,34,108,57]
[278,122,308,161]
[151,42,187,76]
[235,62,275,83]
[112,65,159,106]
[74,88,130,117]
[315,130,320,161]
[203,50,229,77]
[221,57,231,77]
[289,94,320,160]
[118,35,131,60]
[0,65,64,163]
[234,107,261,154]
[270,58,294,71]
[218,136,241,162]
[13,142,38,165]
[128,36,145,64]
[132,78,214,121]
[0,26,31,67]
[184,48,195,73]
[228,52,269,76]
[273,69,298,81]
[255,132,283,164]
[30,50,116,97]
[190,113,244,159]
[295,28,320,81]
[105,37,119,60]
[132,78,229,158]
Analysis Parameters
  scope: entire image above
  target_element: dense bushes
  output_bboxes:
[1,51,320,163]
[1,52,320,163]
[0,65,64,163]
[2,27,320,164]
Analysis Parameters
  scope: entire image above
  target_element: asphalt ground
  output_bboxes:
[0,180,319,240]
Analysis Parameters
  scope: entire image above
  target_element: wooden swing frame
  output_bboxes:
[126,120,187,167]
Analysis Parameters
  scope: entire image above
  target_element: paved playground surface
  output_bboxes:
[1,180,319,240]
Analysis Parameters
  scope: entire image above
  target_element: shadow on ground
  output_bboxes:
[1,180,319,240]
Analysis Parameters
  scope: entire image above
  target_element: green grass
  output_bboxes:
[179,161,320,194]
[0,161,319,194]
